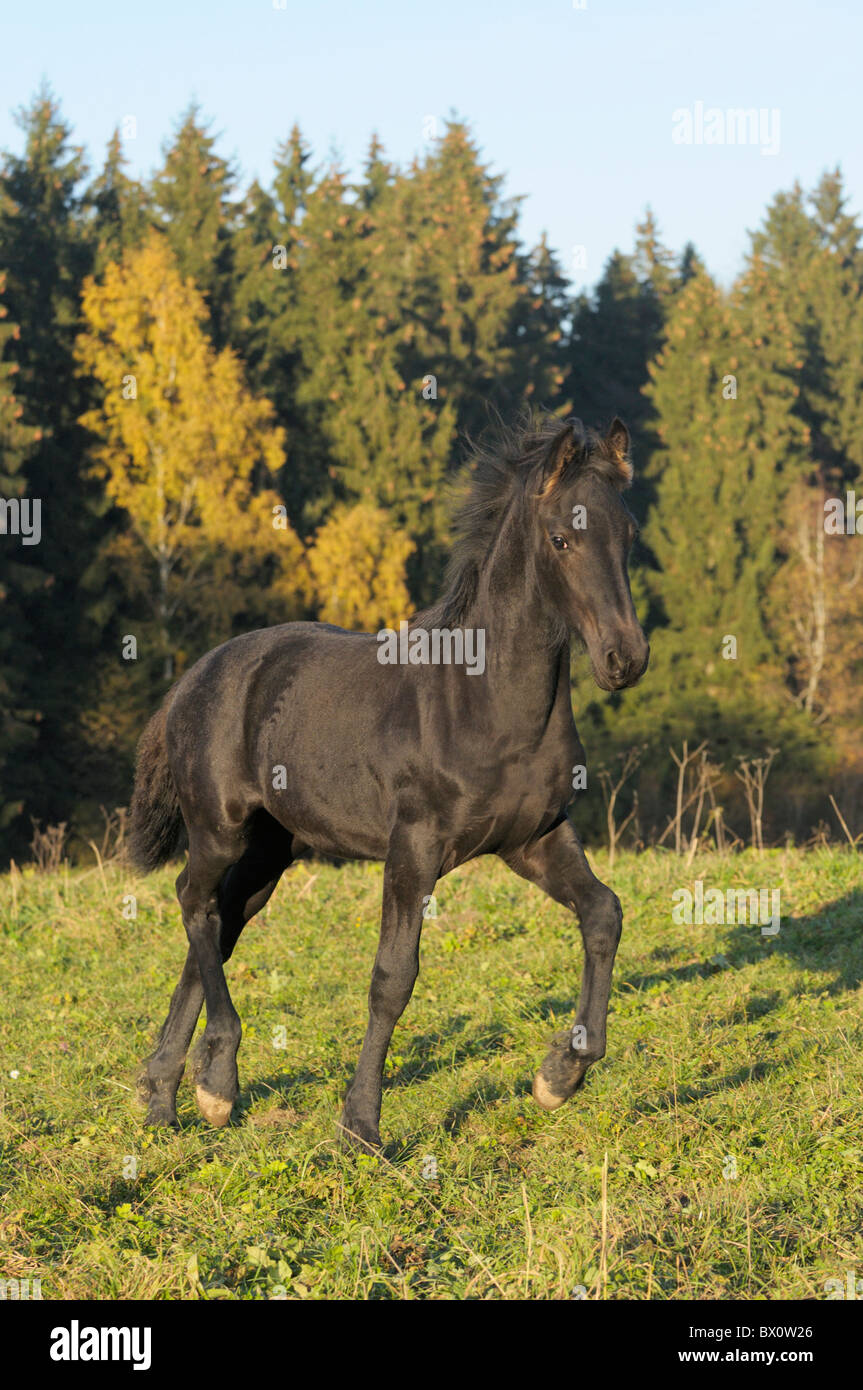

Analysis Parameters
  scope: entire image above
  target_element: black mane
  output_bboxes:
[419,411,620,627]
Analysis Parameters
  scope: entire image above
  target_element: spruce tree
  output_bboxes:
[0,273,44,851]
[506,233,570,411]
[748,172,863,490]
[0,86,97,841]
[568,216,680,520]
[231,125,315,523]
[152,104,237,346]
[87,128,150,272]
[570,251,643,434]
[807,170,863,487]
[641,264,808,741]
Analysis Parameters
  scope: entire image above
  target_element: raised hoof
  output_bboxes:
[532,1029,590,1112]
[195,1086,234,1128]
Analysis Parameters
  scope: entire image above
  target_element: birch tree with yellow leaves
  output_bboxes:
[76,233,306,681]
[306,502,414,630]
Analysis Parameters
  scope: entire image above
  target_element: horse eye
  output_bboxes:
[551,534,569,551]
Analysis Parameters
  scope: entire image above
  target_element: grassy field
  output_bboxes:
[0,846,861,1300]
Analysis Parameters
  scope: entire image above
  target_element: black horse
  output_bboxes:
[130,414,649,1149]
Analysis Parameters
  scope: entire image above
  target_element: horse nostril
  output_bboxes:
[606,650,625,679]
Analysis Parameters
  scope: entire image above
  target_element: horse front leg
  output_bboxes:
[339,826,440,1152]
[505,816,622,1109]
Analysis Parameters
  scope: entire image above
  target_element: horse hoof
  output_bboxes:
[136,1068,179,1126]
[337,1115,382,1154]
[532,1072,568,1111]
[144,1102,179,1128]
[195,1086,234,1127]
[532,1030,590,1111]
[134,1070,152,1110]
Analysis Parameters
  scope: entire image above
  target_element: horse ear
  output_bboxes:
[604,417,633,488]
[540,420,579,497]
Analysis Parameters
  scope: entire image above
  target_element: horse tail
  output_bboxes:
[129,692,185,871]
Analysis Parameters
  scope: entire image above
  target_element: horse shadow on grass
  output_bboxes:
[235,1066,325,1114]
[439,1076,532,1140]
[385,1015,515,1089]
[623,1047,816,1121]
[618,886,863,1000]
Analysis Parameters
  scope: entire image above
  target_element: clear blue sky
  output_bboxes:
[2,0,860,288]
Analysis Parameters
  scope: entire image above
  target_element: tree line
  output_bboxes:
[1,86,861,861]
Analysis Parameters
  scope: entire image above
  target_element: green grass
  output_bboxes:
[0,846,861,1300]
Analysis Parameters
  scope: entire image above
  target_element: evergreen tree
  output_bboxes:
[640,263,808,736]
[309,119,559,599]
[747,172,863,762]
[393,120,529,442]
[0,85,97,843]
[678,240,705,288]
[748,172,863,489]
[231,178,282,386]
[634,207,677,299]
[87,128,151,272]
[231,126,314,521]
[807,170,863,487]
[0,273,44,849]
[0,87,92,433]
[287,158,373,526]
[568,214,681,520]
[152,104,237,346]
[360,132,393,208]
[570,251,643,434]
[506,232,570,410]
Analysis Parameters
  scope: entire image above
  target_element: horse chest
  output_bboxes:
[434,735,576,857]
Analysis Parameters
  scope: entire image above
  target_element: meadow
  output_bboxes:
[0,846,860,1300]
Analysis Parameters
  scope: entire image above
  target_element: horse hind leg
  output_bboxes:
[187,819,293,1122]
[136,864,204,1127]
[137,817,291,1127]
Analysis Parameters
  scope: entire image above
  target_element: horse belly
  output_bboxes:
[261,734,392,860]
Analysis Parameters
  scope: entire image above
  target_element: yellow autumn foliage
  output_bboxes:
[76,232,306,660]
[306,503,414,631]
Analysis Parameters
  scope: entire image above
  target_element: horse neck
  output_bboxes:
[466,502,570,732]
